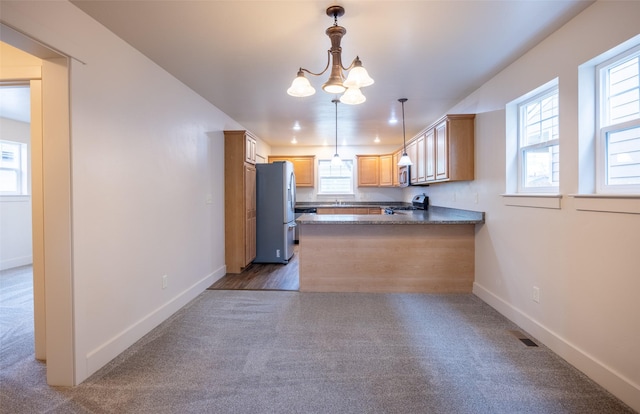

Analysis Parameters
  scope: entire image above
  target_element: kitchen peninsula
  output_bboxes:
[296,206,484,293]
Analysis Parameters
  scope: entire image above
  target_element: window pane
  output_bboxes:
[606,126,640,185]
[607,56,640,125]
[318,159,353,194]
[523,145,559,188]
[522,91,559,146]
[0,169,18,192]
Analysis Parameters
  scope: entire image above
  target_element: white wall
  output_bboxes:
[407,1,640,410]
[0,1,244,383]
[0,118,32,270]
[270,144,404,202]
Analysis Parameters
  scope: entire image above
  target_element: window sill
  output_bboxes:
[501,193,562,209]
[0,195,31,202]
[570,194,640,215]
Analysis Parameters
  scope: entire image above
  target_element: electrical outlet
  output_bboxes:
[532,286,540,303]
[162,275,168,289]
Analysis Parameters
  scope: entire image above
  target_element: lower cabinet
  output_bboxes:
[316,207,382,215]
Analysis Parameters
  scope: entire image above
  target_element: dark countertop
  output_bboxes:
[296,205,485,225]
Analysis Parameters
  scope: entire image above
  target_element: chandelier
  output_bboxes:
[287,5,374,105]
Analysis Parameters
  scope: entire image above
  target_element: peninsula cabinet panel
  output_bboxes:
[357,155,379,186]
[268,155,315,187]
[225,130,257,274]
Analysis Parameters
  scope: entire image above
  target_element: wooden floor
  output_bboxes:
[208,246,299,291]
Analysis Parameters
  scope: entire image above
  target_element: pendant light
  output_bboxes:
[331,99,342,167]
[397,98,413,166]
[287,6,373,105]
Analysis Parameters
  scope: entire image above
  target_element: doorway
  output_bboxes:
[1,25,75,386]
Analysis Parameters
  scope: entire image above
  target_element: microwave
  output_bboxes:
[399,165,410,187]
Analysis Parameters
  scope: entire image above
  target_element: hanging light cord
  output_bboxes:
[334,99,338,155]
[400,98,408,154]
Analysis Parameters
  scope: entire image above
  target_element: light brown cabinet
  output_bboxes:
[392,151,401,186]
[357,154,396,187]
[268,155,315,187]
[379,154,393,186]
[356,155,380,187]
[434,114,475,182]
[225,130,257,274]
[245,132,257,164]
[405,114,475,185]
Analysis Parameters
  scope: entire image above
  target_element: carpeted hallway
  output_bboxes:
[0,267,635,413]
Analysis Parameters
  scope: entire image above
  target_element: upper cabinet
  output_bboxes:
[245,132,257,164]
[406,114,475,185]
[356,155,380,186]
[379,154,393,187]
[268,155,315,187]
[356,154,397,187]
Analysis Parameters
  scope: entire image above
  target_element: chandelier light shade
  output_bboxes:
[331,99,343,166]
[397,98,413,166]
[287,5,373,105]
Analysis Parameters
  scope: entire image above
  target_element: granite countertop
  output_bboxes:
[296,206,485,225]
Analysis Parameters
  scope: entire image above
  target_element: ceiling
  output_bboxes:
[70,0,593,148]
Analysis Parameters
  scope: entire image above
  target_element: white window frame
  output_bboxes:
[0,140,28,196]
[515,82,560,193]
[317,159,354,195]
[595,44,640,194]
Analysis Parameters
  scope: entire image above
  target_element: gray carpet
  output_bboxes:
[1,267,635,413]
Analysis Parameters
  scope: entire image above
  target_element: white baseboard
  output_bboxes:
[473,282,640,412]
[82,264,227,382]
[0,256,33,271]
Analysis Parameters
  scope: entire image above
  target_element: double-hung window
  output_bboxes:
[517,86,560,192]
[0,140,28,195]
[317,159,354,195]
[596,45,640,193]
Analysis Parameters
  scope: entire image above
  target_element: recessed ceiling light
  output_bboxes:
[374,136,380,143]
[291,137,298,144]
[293,122,301,131]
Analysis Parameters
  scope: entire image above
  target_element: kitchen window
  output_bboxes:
[517,85,560,193]
[596,45,640,194]
[317,159,354,195]
[0,140,28,195]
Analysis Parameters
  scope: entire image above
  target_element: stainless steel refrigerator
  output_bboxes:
[254,161,296,264]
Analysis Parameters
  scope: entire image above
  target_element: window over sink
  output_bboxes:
[317,159,354,195]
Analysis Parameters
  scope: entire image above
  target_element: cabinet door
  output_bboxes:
[416,134,426,183]
[291,157,314,187]
[244,164,256,265]
[435,120,449,181]
[425,129,436,181]
[407,140,418,183]
[357,156,379,186]
[379,154,393,186]
[268,156,315,187]
[245,134,256,164]
[392,151,400,186]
